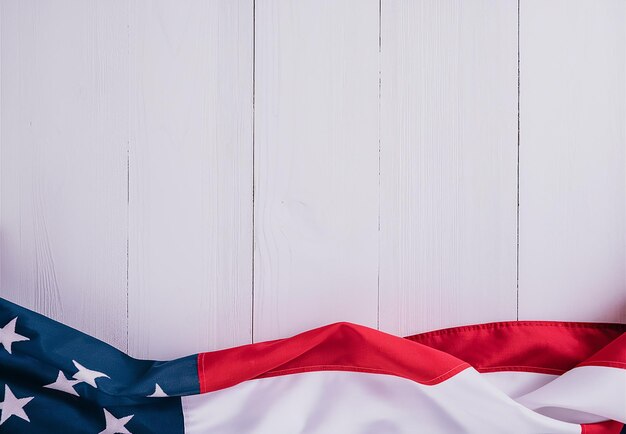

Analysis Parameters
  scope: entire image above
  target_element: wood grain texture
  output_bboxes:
[519,0,626,322]
[379,0,519,337]
[0,0,129,350]
[1,0,624,357]
[128,0,254,359]
[254,0,380,342]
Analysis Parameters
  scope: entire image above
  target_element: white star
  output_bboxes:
[0,317,30,354]
[72,360,109,388]
[147,384,168,398]
[44,370,80,396]
[0,385,33,426]
[98,408,133,434]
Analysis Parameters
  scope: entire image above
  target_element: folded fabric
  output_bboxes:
[0,297,624,433]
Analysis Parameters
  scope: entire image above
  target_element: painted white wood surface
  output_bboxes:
[519,0,626,322]
[128,0,253,359]
[253,0,380,342]
[0,0,625,357]
[379,0,519,336]
[0,0,129,350]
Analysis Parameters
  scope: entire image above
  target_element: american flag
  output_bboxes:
[0,297,624,433]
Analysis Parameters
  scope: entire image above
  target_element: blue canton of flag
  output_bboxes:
[0,297,194,433]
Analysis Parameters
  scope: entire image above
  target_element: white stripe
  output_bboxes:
[481,371,558,398]
[182,369,583,433]
[517,365,626,424]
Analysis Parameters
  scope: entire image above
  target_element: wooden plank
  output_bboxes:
[379,0,519,336]
[128,0,254,358]
[0,0,129,350]
[519,0,626,322]
[254,0,380,342]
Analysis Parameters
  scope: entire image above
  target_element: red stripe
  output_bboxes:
[577,333,626,369]
[406,321,626,374]
[197,320,625,394]
[197,322,469,394]
[581,420,624,434]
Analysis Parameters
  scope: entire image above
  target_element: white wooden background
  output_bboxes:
[1,0,624,360]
